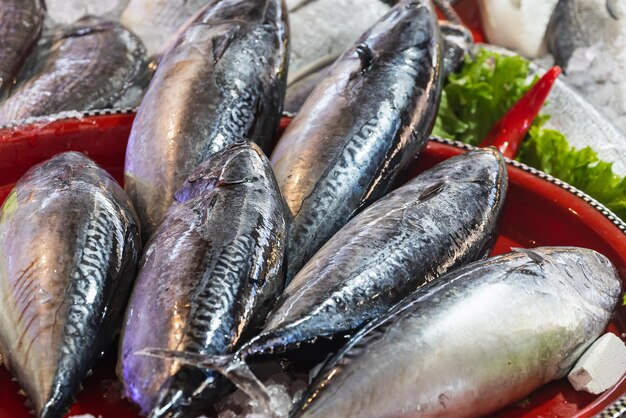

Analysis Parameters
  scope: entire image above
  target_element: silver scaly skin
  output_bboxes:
[0,152,141,418]
[271,0,444,283]
[0,0,44,98]
[124,0,288,242]
[293,247,622,418]
[240,148,507,358]
[0,16,148,125]
[119,142,289,418]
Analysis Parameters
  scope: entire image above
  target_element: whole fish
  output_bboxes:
[0,152,141,418]
[271,0,443,282]
[119,142,289,417]
[284,21,471,114]
[243,148,506,357]
[0,0,44,98]
[545,0,626,135]
[120,0,211,57]
[481,44,626,176]
[124,0,288,242]
[0,16,148,125]
[293,247,622,418]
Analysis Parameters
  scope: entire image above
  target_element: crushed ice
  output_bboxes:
[208,370,308,418]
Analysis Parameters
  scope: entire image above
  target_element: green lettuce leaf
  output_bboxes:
[518,121,626,220]
[433,49,535,145]
[435,47,626,221]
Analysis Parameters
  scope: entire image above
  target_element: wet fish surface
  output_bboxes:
[241,148,506,358]
[0,0,45,98]
[119,142,289,417]
[0,152,141,418]
[293,247,622,418]
[124,0,288,242]
[271,0,443,282]
[0,16,148,125]
[284,54,337,115]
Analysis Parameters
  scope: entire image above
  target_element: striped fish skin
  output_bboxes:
[242,148,507,358]
[270,0,443,282]
[0,16,148,125]
[0,152,141,418]
[124,0,288,243]
[119,142,289,417]
[293,247,621,418]
[0,0,44,98]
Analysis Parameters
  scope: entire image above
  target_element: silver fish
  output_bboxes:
[119,142,289,417]
[481,44,626,176]
[271,0,443,282]
[120,0,212,57]
[124,0,288,242]
[242,147,506,358]
[0,152,141,418]
[0,16,148,125]
[293,247,622,418]
[0,0,44,98]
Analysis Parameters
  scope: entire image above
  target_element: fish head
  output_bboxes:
[417,147,507,189]
[174,142,267,203]
[518,247,622,314]
[343,0,440,76]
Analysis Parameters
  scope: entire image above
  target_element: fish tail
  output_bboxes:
[135,347,276,417]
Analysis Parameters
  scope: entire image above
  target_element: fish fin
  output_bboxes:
[135,348,275,416]
[417,181,447,203]
[356,43,377,74]
[512,248,546,264]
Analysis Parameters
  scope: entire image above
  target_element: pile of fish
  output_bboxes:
[0,1,622,418]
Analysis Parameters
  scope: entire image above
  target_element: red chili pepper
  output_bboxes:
[479,66,562,159]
